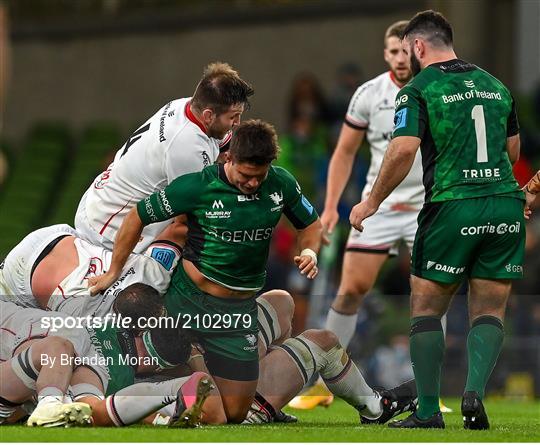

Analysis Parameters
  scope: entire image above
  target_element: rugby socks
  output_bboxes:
[281,335,382,418]
[325,308,358,349]
[106,377,190,426]
[37,387,64,407]
[410,316,444,419]
[465,316,504,400]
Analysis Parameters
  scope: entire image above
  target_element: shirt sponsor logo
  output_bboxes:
[202,151,211,167]
[159,190,174,216]
[159,101,172,143]
[427,261,465,275]
[442,90,502,103]
[505,263,523,273]
[208,227,273,243]
[301,195,314,215]
[460,221,520,236]
[238,194,259,202]
[462,168,500,179]
[394,108,407,130]
[464,80,476,88]
[150,247,176,271]
[395,94,408,107]
[144,197,158,222]
[206,200,231,219]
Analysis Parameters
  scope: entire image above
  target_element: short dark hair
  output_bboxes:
[191,62,254,115]
[403,10,453,48]
[114,283,165,333]
[384,20,408,46]
[149,325,194,367]
[229,119,279,165]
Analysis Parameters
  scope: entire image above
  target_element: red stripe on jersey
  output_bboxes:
[99,200,132,236]
[389,70,401,88]
[185,101,208,135]
[219,130,232,147]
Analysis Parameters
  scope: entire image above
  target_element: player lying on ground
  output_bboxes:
[244,290,418,425]
[0,294,222,428]
[0,221,184,316]
[88,119,323,423]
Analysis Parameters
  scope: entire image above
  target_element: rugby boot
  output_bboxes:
[388,411,445,429]
[461,391,489,430]
[27,401,92,427]
[287,380,334,410]
[169,372,214,428]
[361,379,418,424]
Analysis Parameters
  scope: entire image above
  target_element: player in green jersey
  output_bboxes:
[87,119,322,423]
[349,10,525,430]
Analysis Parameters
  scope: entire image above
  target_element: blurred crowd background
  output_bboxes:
[0,0,539,398]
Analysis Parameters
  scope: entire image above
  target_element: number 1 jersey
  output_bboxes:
[392,59,523,203]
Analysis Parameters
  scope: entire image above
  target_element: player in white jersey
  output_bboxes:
[289,21,420,409]
[75,62,253,253]
[0,223,182,317]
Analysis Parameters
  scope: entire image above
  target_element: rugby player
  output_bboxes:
[88,119,322,422]
[350,10,525,429]
[0,295,219,428]
[75,62,253,253]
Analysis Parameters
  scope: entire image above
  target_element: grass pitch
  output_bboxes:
[1,398,539,442]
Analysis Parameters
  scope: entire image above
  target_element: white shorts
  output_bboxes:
[75,189,170,254]
[346,208,419,256]
[0,301,109,388]
[0,224,77,306]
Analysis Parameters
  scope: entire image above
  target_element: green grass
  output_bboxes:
[1,398,539,442]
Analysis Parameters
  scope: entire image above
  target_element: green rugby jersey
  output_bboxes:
[392,59,523,202]
[86,326,136,396]
[137,164,318,291]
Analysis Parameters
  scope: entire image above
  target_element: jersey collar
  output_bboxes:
[185,101,208,135]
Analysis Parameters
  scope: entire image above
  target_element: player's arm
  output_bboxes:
[506,97,520,165]
[88,174,201,295]
[524,170,540,219]
[322,124,365,234]
[278,167,321,279]
[294,219,323,279]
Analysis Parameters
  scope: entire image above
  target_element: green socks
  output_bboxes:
[465,316,504,400]
[410,316,445,419]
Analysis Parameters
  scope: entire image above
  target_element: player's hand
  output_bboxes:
[88,271,119,296]
[320,208,339,245]
[349,200,378,232]
[523,187,536,220]
[294,255,318,279]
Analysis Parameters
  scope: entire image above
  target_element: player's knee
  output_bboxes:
[261,289,295,319]
[224,403,251,424]
[302,329,339,352]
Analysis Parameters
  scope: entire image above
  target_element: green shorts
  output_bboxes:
[164,262,259,381]
[411,195,525,284]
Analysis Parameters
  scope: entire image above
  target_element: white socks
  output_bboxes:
[325,308,358,348]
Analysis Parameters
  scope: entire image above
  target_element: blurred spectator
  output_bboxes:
[368,335,414,388]
[327,62,363,144]
[287,72,332,126]
[277,112,328,202]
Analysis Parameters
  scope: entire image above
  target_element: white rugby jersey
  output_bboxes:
[80,97,231,250]
[46,238,181,318]
[345,71,424,209]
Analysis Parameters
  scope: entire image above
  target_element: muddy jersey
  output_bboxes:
[137,164,318,291]
[78,97,231,250]
[392,59,523,203]
[346,71,424,209]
